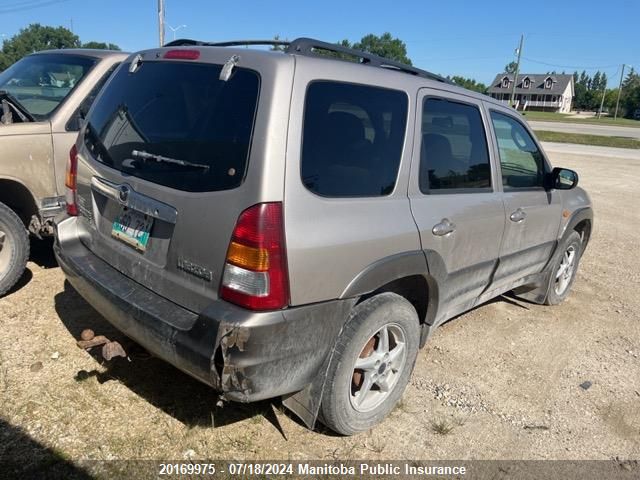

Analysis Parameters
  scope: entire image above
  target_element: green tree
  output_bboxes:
[592,71,601,91]
[504,61,517,74]
[574,82,588,110]
[578,70,589,88]
[82,41,121,50]
[269,35,287,52]
[622,67,637,89]
[604,88,619,110]
[0,23,80,70]
[450,76,487,94]
[309,34,411,65]
[352,33,412,65]
[620,68,640,118]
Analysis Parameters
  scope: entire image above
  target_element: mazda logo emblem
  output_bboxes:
[118,185,130,204]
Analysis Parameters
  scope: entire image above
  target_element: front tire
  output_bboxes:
[319,293,420,435]
[0,202,29,297]
[544,230,582,305]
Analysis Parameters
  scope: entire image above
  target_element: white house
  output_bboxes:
[487,73,574,113]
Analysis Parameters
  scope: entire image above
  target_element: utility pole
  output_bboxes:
[158,0,165,47]
[597,82,607,119]
[509,34,524,109]
[614,64,625,120]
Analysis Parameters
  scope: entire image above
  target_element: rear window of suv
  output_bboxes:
[301,81,408,197]
[84,60,260,192]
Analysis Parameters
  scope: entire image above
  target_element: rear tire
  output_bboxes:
[0,202,29,297]
[544,230,582,305]
[319,292,419,435]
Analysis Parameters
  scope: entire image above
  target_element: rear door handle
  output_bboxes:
[432,218,456,236]
[510,208,527,223]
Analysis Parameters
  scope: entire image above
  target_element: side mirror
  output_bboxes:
[550,167,579,190]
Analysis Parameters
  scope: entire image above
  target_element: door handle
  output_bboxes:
[432,218,456,236]
[510,208,527,223]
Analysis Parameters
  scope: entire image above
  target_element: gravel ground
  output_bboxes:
[0,149,638,469]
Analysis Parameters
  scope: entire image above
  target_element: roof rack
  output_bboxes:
[287,38,449,83]
[165,39,291,48]
[164,37,450,84]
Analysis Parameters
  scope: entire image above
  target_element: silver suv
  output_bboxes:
[54,38,593,435]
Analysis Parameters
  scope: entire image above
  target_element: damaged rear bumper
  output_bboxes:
[54,216,353,402]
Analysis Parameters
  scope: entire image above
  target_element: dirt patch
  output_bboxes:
[1,150,639,464]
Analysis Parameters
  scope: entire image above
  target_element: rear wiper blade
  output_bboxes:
[131,150,210,171]
[0,90,34,123]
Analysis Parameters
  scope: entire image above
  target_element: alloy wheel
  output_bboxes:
[554,245,576,295]
[350,323,407,413]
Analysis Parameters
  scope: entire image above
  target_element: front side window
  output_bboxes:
[0,53,97,119]
[420,98,491,192]
[490,111,546,189]
[301,81,408,197]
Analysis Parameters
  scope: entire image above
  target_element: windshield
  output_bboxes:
[84,60,260,192]
[0,53,97,119]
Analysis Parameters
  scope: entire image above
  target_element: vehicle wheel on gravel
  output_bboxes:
[544,230,582,305]
[319,292,420,435]
[0,202,29,297]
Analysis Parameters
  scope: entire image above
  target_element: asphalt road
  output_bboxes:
[541,141,640,160]
[528,120,640,139]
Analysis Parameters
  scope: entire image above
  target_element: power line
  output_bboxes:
[0,0,71,14]
[0,0,61,7]
[522,56,620,70]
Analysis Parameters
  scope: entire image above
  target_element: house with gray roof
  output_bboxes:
[487,73,574,113]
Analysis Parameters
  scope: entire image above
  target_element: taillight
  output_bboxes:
[163,49,200,60]
[65,145,78,216]
[220,203,289,311]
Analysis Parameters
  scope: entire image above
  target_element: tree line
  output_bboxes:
[570,68,639,117]
[0,24,120,71]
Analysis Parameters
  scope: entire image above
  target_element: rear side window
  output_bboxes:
[420,98,491,192]
[301,81,408,197]
[84,61,260,192]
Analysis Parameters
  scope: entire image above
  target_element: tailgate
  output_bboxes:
[71,52,284,312]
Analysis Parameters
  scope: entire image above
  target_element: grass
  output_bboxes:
[534,130,640,149]
[523,111,640,128]
[430,417,457,435]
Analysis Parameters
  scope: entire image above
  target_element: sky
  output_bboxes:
[1,0,639,85]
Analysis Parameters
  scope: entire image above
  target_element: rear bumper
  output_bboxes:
[54,215,354,402]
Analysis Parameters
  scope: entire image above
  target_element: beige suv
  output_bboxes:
[54,38,592,435]
[0,48,127,295]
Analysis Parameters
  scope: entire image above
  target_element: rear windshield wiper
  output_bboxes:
[0,90,35,123]
[131,150,210,171]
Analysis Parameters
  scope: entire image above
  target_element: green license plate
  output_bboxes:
[111,207,153,252]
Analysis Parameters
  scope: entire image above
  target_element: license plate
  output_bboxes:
[111,207,153,252]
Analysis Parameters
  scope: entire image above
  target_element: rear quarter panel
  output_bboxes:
[0,122,54,202]
[284,57,423,305]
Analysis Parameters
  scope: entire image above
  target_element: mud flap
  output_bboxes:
[512,269,553,304]
[281,347,335,430]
